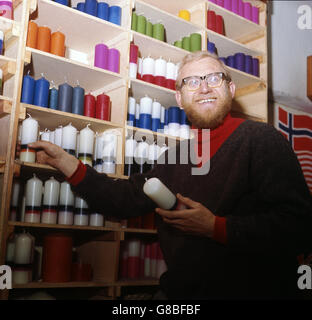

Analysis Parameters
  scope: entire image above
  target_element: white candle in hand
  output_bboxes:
[143,177,176,210]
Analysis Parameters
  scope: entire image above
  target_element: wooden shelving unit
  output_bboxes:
[0,0,268,300]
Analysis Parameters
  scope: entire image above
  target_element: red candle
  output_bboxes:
[216,15,224,35]
[129,43,138,63]
[84,94,96,118]
[96,93,111,120]
[207,10,216,31]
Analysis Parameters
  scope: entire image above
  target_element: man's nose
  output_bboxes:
[199,80,212,93]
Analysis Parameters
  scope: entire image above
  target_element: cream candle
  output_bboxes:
[78,124,94,166]
[54,126,63,147]
[12,267,32,284]
[41,177,60,224]
[143,177,176,209]
[25,174,43,223]
[13,231,34,265]
[61,123,77,156]
[20,114,39,163]
[89,213,104,227]
[58,181,74,225]
[74,196,89,226]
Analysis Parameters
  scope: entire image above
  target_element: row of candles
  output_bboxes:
[173,33,202,53]
[127,96,191,138]
[209,0,260,24]
[207,10,225,35]
[21,75,111,120]
[131,12,165,42]
[94,43,120,73]
[26,21,66,57]
[119,240,167,280]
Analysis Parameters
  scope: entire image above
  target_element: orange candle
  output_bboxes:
[26,21,38,49]
[50,31,65,57]
[37,26,51,53]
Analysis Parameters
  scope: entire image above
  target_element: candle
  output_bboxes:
[178,10,190,21]
[58,82,73,113]
[232,0,239,14]
[168,106,180,137]
[147,143,161,170]
[127,97,136,126]
[145,20,153,37]
[224,0,232,11]
[13,231,34,265]
[252,6,259,24]
[182,36,190,51]
[154,57,167,87]
[234,52,245,72]
[34,76,49,108]
[54,126,62,147]
[0,69,2,93]
[37,26,51,53]
[49,130,55,144]
[72,84,85,115]
[94,133,104,172]
[129,61,137,79]
[61,123,77,155]
[89,213,104,226]
[152,23,165,41]
[85,0,97,16]
[20,115,38,163]
[160,106,165,132]
[216,15,224,35]
[108,5,122,26]
[40,129,50,142]
[76,2,84,11]
[137,57,143,79]
[129,43,138,64]
[54,0,68,5]
[151,101,161,132]
[96,93,110,120]
[107,48,120,73]
[25,174,43,223]
[84,93,96,118]
[226,55,235,68]
[58,181,75,225]
[12,267,32,284]
[124,137,137,176]
[238,0,244,16]
[244,2,252,21]
[180,109,190,139]
[164,108,169,134]
[139,96,152,130]
[134,141,149,173]
[0,30,3,54]
[131,12,137,31]
[10,181,20,221]
[102,161,115,174]
[97,2,108,20]
[0,0,12,19]
[49,86,58,110]
[252,57,259,77]
[127,239,141,279]
[74,196,89,226]
[137,15,146,34]
[51,31,65,57]
[143,177,176,209]
[42,177,60,224]
[217,0,224,6]
[207,41,216,54]
[174,40,182,48]
[135,103,140,127]
[21,75,35,104]
[102,131,117,161]
[26,21,38,49]
[207,10,216,31]
[190,33,201,52]
[245,55,253,74]
[142,57,155,84]
[94,43,108,69]
[78,124,95,166]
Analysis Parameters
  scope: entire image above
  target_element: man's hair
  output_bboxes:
[175,51,232,90]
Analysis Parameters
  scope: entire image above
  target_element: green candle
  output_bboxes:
[190,33,202,52]
[137,15,147,34]
[131,12,138,31]
[153,23,165,41]
[174,40,183,48]
[182,36,191,51]
[146,21,153,37]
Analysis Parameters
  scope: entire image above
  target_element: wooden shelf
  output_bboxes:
[116,279,159,287]
[26,48,125,93]
[1,60,16,81]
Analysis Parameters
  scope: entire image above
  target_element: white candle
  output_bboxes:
[54,126,63,147]
[160,106,165,123]
[89,213,104,227]
[49,130,55,144]
[174,63,180,80]
[166,61,176,80]
[179,124,190,139]
[135,103,140,124]
[61,123,77,154]
[138,57,143,76]
[142,57,155,76]
[168,123,180,137]
[148,143,161,163]
[74,196,89,226]
[134,141,149,165]
[25,174,43,223]
[143,177,176,209]
[102,161,115,174]
[11,180,20,207]
[128,97,136,115]
[152,101,161,119]
[42,177,60,224]
[125,137,137,158]
[13,231,34,265]
[12,268,31,284]
[21,115,39,145]
[102,132,117,160]
[129,62,138,78]
[79,124,94,155]
[140,96,152,114]
[154,57,167,77]
[58,181,74,225]
[40,129,50,142]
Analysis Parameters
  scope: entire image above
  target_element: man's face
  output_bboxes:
[175,57,235,129]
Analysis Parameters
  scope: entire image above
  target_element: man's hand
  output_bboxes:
[28,141,79,178]
[155,193,216,238]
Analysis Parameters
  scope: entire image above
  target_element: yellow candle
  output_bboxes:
[178,10,190,21]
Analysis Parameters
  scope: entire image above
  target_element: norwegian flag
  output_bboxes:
[277,106,312,194]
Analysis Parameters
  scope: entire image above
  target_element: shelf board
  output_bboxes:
[35,0,127,54]
[26,48,124,93]
[135,0,203,45]
[21,103,122,132]
[130,78,176,107]
[115,279,159,287]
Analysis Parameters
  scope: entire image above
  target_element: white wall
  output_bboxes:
[269,1,312,114]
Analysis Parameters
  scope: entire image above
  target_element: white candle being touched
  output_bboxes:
[143,177,176,209]
[20,115,39,163]
[62,123,77,155]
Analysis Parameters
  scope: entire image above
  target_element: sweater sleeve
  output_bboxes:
[226,124,312,254]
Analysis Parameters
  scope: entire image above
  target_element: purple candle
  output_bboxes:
[245,55,253,74]
[224,0,231,10]
[234,53,245,71]
[216,0,224,7]
[107,48,120,73]
[231,0,239,14]
[209,0,217,3]
[244,2,252,20]
[252,58,259,77]
[238,0,244,16]
[94,43,108,69]
[226,56,235,68]
[252,6,259,24]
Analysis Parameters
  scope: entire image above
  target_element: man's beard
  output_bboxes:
[182,96,232,129]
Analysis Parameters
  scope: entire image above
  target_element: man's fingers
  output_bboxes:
[177,193,200,209]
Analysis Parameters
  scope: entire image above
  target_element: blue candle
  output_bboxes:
[49,87,58,110]
[97,2,109,20]
[234,53,245,72]
[207,41,216,54]
[85,0,97,16]
[77,2,85,11]
[34,76,50,108]
[108,6,121,25]
[54,0,68,6]
[58,82,73,113]
[252,58,260,77]
[180,109,190,125]
[21,75,35,104]
[219,57,227,65]
[168,106,180,124]
[245,55,253,75]
[72,85,85,115]
[226,55,235,68]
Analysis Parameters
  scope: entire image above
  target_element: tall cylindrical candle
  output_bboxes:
[49,87,58,110]
[152,23,165,41]
[137,15,146,34]
[102,132,117,161]
[244,2,252,20]
[37,26,51,53]
[40,129,50,142]
[134,141,149,173]
[84,0,97,16]
[61,123,77,155]
[234,52,245,71]
[58,82,73,113]
[21,75,35,104]
[13,232,34,265]
[78,125,95,166]
[42,177,60,224]
[94,43,108,69]
[131,11,137,31]
[207,10,216,31]
[245,55,253,74]
[97,2,108,20]
[34,76,50,108]
[129,43,138,64]
[252,57,259,77]
[84,93,96,118]
[238,0,244,16]
[51,31,65,57]
[142,57,155,76]
[54,126,62,147]
[145,20,153,37]
[58,181,75,225]
[190,33,202,52]
[224,0,232,10]
[72,85,85,115]
[96,93,110,121]
[20,115,39,163]
[76,2,84,11]
[26,21,38,49]
[74,196,89,226]
[108,5,121,26]
[216,15,224,35]
[25,174,43,223]
[252,6,259,24]
[107,48,120,73]
[182,36,191,51]
[124,137,137,176]
[232,0,239,14]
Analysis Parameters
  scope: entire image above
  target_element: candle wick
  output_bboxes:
[145,178,148,182]
[27,113,31,119]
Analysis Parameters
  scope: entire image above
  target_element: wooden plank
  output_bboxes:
[307,56,312,101]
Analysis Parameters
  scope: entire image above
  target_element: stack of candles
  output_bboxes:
[219,53,260,77]
[94,43,120,73]
[174,32,202,52]
[163,106,191,139]
[75,1,122,26]
[22,174,105,227]
[209,0,259,24]
[26,21,66,57]
[137,56,179,90]
[119,240,167,280]
[131,12,165,42]
[207,10,225,35]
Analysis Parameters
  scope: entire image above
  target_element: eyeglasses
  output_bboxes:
[181,72,231,91]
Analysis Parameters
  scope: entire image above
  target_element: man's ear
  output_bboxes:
[175,90,182,107]
[229,81,236,98]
